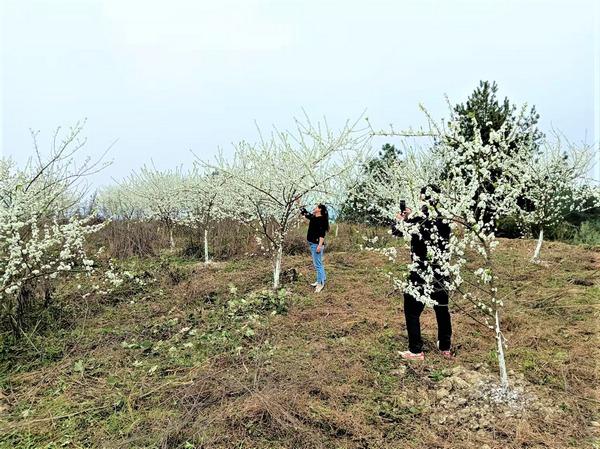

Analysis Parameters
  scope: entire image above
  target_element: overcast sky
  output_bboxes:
[2,0,599,186]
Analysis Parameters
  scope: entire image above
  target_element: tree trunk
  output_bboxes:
[273,244,283,289]
[495,309,509,390]
[169,227,175,249]
[531,228,544,263]
[204,228,209,264]
[335,222,339,238]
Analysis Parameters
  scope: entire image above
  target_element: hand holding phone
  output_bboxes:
[396,201,412,221]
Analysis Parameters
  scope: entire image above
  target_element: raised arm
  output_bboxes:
[299,206,314,219]
[392,207,414,236]
[295,197,314,219]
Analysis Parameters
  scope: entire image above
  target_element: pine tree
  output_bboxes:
[449,81,544,226]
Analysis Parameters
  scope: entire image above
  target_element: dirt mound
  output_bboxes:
[412,364,559,430]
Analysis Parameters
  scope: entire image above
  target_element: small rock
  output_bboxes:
[391,366,407,376]
[462,371,482,384]
[451,377,470,390]
[451,365,465,375]
[436,388,450,400]
[456,397,467,406]
[590,421,600,428]
[481,445,491,449]
[440,378,453,390]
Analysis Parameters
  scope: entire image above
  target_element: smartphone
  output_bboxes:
[400,200,406,213]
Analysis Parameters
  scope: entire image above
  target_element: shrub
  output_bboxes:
[572,220,600,246]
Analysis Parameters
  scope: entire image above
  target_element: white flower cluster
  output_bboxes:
[0,124,110,329]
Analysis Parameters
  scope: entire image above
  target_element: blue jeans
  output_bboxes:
[309,241,326,285]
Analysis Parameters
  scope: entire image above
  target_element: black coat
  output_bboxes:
[392,208,451,286]
[300,207,328,244]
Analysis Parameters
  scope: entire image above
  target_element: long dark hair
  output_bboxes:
[317,204,330,232]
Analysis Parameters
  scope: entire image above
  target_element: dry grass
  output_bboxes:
[0,235,599,448]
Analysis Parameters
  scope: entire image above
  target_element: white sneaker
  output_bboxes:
[310,282,318,287]
[314,283,324,293]
[398,350,425,361]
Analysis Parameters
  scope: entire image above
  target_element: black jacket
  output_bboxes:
[392,208,451,271]
[300,207,328,244]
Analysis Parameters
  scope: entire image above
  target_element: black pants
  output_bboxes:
[403,278,452,353]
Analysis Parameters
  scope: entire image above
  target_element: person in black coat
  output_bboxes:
[297,201,330,292]
[392,185,452,360]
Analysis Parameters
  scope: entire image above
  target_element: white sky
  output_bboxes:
[2,0,599,186]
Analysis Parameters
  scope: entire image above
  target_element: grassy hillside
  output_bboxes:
[1,235,599,448]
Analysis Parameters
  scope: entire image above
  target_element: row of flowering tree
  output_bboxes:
[199,114,369,289]
[98,114,368,284]
[98,165,229,263]
[358,102,598,392]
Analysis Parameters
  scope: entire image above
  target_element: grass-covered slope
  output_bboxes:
[1,239,599,448]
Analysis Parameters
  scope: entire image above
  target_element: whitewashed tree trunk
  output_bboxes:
[169,227,175,249]
[495,309,509,390]
[335,222,339,238]
[531,228,544,263]
[273,244,283,289]
[204,228,209,264]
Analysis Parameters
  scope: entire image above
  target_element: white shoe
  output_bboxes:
[310,282,318,287]
[314,283,324,293]
[398,350,425,361]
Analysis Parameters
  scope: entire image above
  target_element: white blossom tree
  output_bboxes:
[363,104,541,391]
[0,123,110,335]
[97,182,145,221]
[120,165,189,248]
[200,114,369,289]
[178,167,230,264]
[515,137,599,263]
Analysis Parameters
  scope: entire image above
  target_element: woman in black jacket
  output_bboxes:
[298,202,330,292]
[392,185,452,360]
